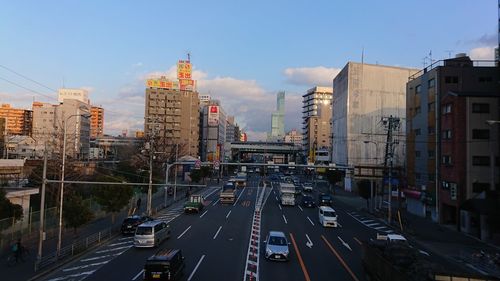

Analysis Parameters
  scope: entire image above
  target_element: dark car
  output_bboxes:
[121,215,153,235]
[144,249,185,281]
[318,193,333,207]
[301,195,315,208]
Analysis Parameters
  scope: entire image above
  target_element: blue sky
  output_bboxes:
[0,0,497,139]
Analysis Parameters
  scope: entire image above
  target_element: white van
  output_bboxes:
[318,206,338,227]
[134,221,171,248]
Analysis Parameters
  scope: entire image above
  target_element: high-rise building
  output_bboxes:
[199,94,211,108]
[200,101,227,162]
[32,99,91,159]
[332,63,418,169]
[406,55,498,237]
[144,85,200,157]
[270,91,285,140]
[0,104,33,136]
[90,106,104,139]
[302,87,333,162]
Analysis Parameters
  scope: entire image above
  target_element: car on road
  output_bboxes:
[318,206,338,227]
[318,193,333,206]
[301,195,315,208]
[302,182,313,192]
[264,231,290,261]
[143,249,185,281]
[134,220,171,248]
[121,215,153,235]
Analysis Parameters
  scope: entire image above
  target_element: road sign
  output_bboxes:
[195,160,201,169]
[214,160,220,170]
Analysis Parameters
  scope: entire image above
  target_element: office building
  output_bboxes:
[284,129,302,147]
[144,85,200,157]
[302,87,333,162]
[0,104,33,136]
[332,62,418,169]
[406,55,498,240]
[32,99,91,159]
[200,101,226,161]
[270,91,285,140]
[58,88,90,104]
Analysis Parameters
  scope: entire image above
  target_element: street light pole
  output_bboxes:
[37,143,47,265]
[57,112,89,256]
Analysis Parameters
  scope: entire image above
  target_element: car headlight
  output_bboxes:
[266,249,273,256]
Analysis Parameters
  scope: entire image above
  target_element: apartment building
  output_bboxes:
[0,104,32,136]
[302,87,333,161]
[90,106,104,139]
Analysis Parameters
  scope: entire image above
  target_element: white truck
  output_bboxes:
[279,183,296,206]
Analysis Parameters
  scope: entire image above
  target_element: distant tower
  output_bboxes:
[270,91,285,140]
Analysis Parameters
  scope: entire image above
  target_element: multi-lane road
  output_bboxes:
[39,175,413,281]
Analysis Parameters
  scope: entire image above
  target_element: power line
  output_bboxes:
[0,64,58,92]
[0,75,57,102]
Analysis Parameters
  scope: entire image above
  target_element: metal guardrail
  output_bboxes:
[34,225,120,272]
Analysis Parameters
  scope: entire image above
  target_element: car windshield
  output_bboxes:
[324,211,336,217]
[269,236,287,246]
[135,226,153,235]
[303,196,313,201]
[320,195,332,200]
[123,218,140,224]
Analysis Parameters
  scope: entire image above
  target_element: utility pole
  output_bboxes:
[37,144,47,267]
[382,116,400,224]
[146,117,159,216]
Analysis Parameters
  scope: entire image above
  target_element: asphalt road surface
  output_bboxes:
[37,175,431,281]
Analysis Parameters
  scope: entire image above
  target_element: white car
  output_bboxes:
[318,206,338,227]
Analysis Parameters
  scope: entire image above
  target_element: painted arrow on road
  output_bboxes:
[337,236,352,251]
[306,234,313,248]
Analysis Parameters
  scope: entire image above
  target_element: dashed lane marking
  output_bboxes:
[212,199,220,206]
[226,210,232,219]
[282,214,288,224]
[213,226,222,240]
[233,187,247,206]
[199,210,208,218]
[132,269,144,280]
[188,255,206,281]
[298,205,303,211]
[353,237,363,245]
[307,216,315,226]
[62,260,109,272]
[278,204,282,210]
[177,225,192,239]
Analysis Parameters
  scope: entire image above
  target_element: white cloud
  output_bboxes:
[284,66,340,86]
[469,46,496,60]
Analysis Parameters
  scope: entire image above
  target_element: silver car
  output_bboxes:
[264,231,290,261]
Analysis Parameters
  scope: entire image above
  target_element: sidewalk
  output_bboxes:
[332,187,500,278]
[1,184,203,281]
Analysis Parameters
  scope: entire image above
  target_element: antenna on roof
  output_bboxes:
[187,52,191,62]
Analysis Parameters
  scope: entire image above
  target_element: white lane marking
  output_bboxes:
[366,223,380,227]
[188,255,206,281]
[62,260,109,272]
[177,225,192,239]
[298,205,303,211]
[118,236,133,241]
[282,214,288,224]
[213,226,222,240]
[374,226,388,230]
[305,234,313,248]
[204,187,221,199]
[278,204,282,210]
[307,216,315,226]
[132,269,144,281]
[47,270,96,281]
[233,187,246,206]
[361,219,374,223]
[212,199,220,206]
[80,251,124,262]
[338,236,352,251]
[95,245,131,254]
[199,210,208,218]
[337,222,342,228]
[275,196,278,201]
[226,210,232,219]
[108,241,132,247]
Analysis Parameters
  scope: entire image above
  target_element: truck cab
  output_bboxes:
[184,195,204,213]
[220,182,236,204]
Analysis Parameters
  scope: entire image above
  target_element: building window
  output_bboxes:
[442,104,452,114]
[415,128,421,135]
[442,129,452,140]
[445,76,459,84]
[415,85,422,94]
[428,78,435,88]
[428,150,435,159]
[472,129,490,140]
[442,155,452,165]
[472,103,489,113]
[415,151,421,158]
[472,156,490,166]
[473,182,490,193]
[428,102,435,112]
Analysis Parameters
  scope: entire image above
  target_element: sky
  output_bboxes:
[0,0,497,140]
